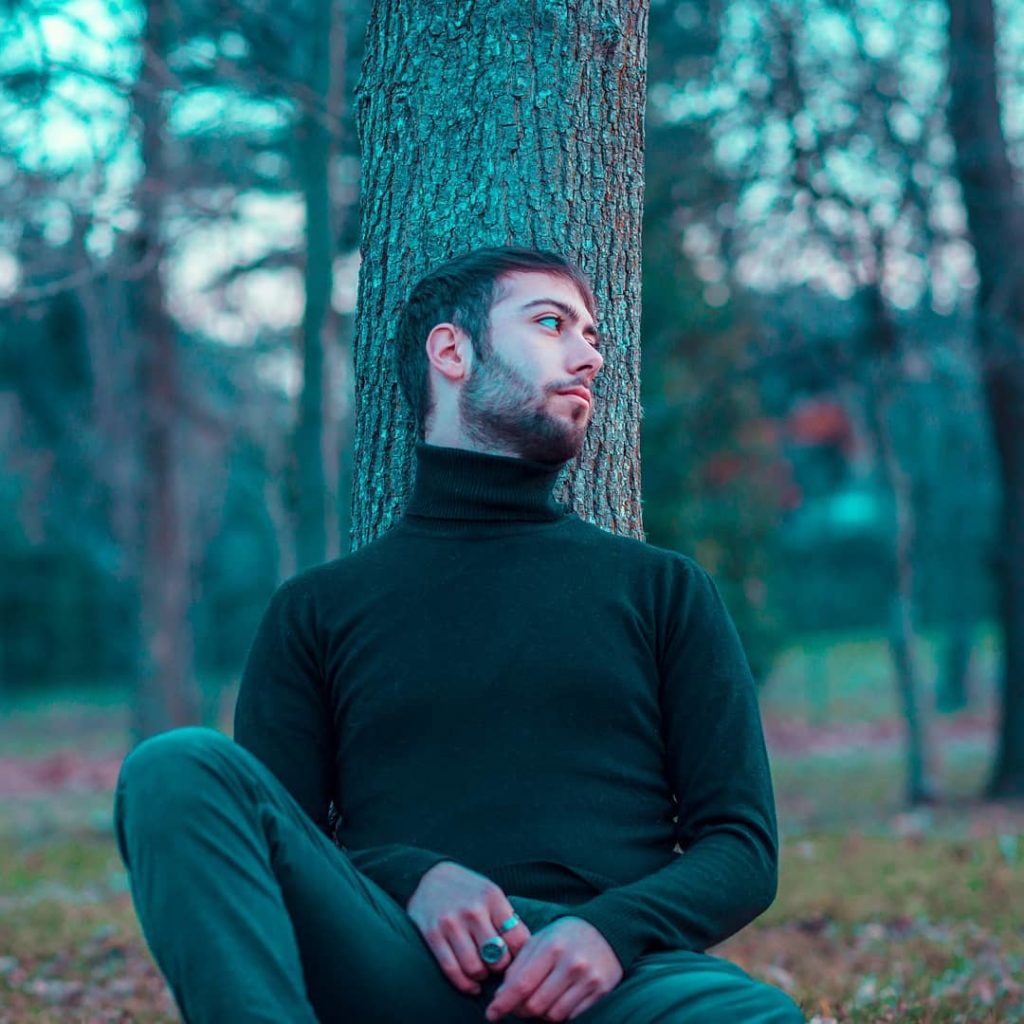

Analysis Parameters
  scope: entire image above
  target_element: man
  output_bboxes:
[113,245,805,1023]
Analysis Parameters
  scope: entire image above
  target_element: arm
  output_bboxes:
[347,847,457,908]
[233,575,454,902]
[234,577,336,836]
[561,561,779,973]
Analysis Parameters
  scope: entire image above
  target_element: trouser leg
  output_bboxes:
[112,726,486,1024]
[574,950,805,1024]
[112,725,804,1024]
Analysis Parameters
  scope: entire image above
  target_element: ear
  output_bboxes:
[425,323,473,383]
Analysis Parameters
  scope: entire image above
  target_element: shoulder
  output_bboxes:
[269,528,404,609]
[565,517,713,581]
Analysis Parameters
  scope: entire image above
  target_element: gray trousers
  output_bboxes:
[112,727,804,1023]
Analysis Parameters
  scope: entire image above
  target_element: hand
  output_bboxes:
[406,861,533,997]
[484,916,623,1022]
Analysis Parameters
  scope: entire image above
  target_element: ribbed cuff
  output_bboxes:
[558,898,650,973]
[346,846,454,908]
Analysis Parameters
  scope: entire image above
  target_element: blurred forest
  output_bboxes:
[0,0,1021,805]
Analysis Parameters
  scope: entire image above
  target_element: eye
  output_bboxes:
[537,313,601,351]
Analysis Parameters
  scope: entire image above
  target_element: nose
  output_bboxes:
[572,353,602,386]
[569,335,603,378]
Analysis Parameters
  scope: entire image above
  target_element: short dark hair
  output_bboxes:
[392,245,597,439]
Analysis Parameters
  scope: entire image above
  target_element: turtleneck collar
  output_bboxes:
[401,441,572,523]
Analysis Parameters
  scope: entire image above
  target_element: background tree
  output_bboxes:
[129,0,203,736]
[765,0,949,803]
[0,0,370,736]
[292,0,343,572]
[670,0,1002,801]
[946,0,1024,797]
[640,0,790,683]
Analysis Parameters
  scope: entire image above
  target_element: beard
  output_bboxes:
[457,344,588,465]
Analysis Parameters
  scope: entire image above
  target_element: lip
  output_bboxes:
[556,388,591,405]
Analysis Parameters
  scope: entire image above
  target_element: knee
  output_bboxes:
[118,726,232,792]
[113,727,244,869]
[113,728,236,849]
[693,971,805,1024]
[754,984,805,1023]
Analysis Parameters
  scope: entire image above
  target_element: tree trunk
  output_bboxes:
[946,0,1024,796]
[72,216,142,591]
[349,0,649,545]
[864,285,940,805]
[869,384,939,805]
[937,623,972,713]
[983,362,1024,796]
[936,423,976,713]
[128,0,201,741]
[293,0,338,572]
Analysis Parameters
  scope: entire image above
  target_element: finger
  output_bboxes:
[441,916,492,986]
[497,909,533,958]
[466,901,532,977]
[486,956,557,1021]
[505,965,573,1021]
[552,980,601,1021]
[486,904,532,967]
[465,918,517,976]
[428,925,482,995]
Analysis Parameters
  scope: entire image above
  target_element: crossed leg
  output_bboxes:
[113,726,485,1024]
[567,949,805,1023]
[114,726,803,1023]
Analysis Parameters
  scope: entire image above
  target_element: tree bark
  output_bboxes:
[128,0,202,740]
[946,0,1024,796]
[349,0,649,546]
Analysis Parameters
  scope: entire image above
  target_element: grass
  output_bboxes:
[721,831,1024,1022]
[763,622,1002,725]
[1,627,1022,1022]
[772,735,999,834]
[0,823,178,1022]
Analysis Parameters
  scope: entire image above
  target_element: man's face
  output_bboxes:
[457,271,604,464]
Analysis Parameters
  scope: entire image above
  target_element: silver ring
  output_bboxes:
[497,912,520,934]
[480,936,507,964]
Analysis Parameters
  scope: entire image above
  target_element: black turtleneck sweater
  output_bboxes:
[233,441,779,973]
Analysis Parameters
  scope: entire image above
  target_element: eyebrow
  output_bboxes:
[519,298,602,347]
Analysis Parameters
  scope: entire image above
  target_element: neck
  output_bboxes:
[402,441,572,523]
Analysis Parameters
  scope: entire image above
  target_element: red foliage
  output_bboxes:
[786,399,856,454]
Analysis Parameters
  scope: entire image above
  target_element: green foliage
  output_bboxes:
[638,3,795,681]
[639,162,790,679]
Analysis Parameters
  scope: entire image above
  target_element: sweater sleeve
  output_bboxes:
[561,560,779,973]
[234,576,455,905]
[345,847,456,908]
[233,577,336,836]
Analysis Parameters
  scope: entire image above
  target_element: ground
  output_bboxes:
[1,627,1022,1022]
